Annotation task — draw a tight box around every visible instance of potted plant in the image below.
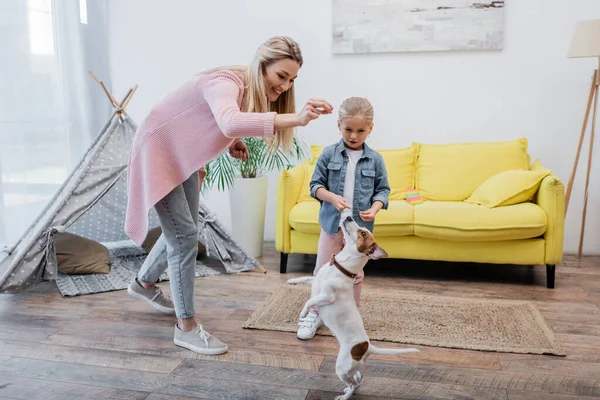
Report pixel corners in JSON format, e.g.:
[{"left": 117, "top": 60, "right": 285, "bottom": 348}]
[{"left": 203, "top": 136, "right": 308, "bottom": 257}]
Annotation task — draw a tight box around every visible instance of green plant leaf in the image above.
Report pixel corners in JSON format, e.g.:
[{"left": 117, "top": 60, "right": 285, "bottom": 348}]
[
  {"left": 203, "top": 151, "right": 238, "bottom": 192},
  {"left": 204, "top": 134, "right": 308, "bottom": 192}
]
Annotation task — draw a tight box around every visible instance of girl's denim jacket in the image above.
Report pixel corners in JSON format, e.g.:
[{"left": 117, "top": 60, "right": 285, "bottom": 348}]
[{"left": 309, "top": 140, "right": 390, "bottom": 235}]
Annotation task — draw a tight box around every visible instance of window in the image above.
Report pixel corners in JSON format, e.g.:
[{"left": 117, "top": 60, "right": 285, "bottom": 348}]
[
  {"left": 79, "top": 0, "right": 88, "bottom": 24},
  {"left": 27, "top": 0, "right": 54, "bottom": 55},
  {"left": 0, "top": 0, "right": 106, "bottom": 247}
]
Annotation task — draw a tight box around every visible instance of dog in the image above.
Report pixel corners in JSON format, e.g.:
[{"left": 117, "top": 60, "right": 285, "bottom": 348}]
[{"left": 287, "top": 216, "right": 419, "bottom": 400}]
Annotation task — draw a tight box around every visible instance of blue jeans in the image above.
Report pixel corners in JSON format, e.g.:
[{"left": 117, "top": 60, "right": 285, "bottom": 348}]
[{"left": 138, "top": 172, "right": 199, "bottom": 319}]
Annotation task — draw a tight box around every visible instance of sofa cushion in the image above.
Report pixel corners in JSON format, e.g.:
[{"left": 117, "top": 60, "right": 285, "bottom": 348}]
[
  {"left": 464, "top": 169, "right": 551, "bottom": 208},
  {"left": 413, "top": 201, "right": 546, "bottom": 241},
  {"left": 369, "top": 200, "right": 414, "bottom": 236},
  {"left": 289, "top": 200, "right": 413, "bottom": 236},
  {"left": 310, "top": 145, "right": 323, "bottom": 165},
  {"left": 415, "top": 138, "right": 530, "bottom": 201},
  {"left": 298, "top": 164, "right": 316, "bottom": 203},
  {"left": 306, "top": 144, "right": 418, "bottom": 201},
  {"left": 379, "top": 146, "right": 418, "bottom": 200},
  {"left": 530, "top": 158, "right": 552, "bottom": 173},
  {"left": 289, "top": 201, "right": 321, "bottom": 233}
]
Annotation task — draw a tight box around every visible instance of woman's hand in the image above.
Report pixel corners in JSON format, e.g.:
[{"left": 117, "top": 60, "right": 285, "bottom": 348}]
[
  {"left": 229, "top": 141, "right": 249, "bottom": 161},
  {"left": 297, "top": 99, "right": 334, "bottom": 126},
  {"left": 274, "top": 99, "right": 333, "bottom": 130}
]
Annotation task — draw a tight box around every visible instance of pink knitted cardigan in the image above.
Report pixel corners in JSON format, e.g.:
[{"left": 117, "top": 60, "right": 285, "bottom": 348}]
[{"left": 124, "top": 70, "right": 276, "bottom": 245}]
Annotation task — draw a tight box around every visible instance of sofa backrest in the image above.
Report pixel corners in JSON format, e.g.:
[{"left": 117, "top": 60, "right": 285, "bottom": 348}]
[
  {"left": 302, "top": 138, "right": 531, "bottom": 203},
  {"left": 415, "top": 138, "right": 530, "bottom": 201},
  {"left": 303, "top": 144, "right": 417, "bottom": 201}
]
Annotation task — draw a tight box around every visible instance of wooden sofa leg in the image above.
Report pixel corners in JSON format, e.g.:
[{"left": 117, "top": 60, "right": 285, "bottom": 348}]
[
  {"left": 546, "top": 264, "right": 555, "bottom": 289},
  {"left": 280, "top": 253, "right": 289, "bottom": 274}
]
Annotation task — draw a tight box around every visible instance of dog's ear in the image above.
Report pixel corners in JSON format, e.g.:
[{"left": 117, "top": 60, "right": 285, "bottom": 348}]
[{"left": 368, "top": 244, "right": 388, "bottom": 260}]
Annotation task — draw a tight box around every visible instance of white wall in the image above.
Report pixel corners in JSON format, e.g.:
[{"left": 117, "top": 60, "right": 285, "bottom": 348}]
[{"left": 109, "top": 0, "right": 600, "bottom": 255}]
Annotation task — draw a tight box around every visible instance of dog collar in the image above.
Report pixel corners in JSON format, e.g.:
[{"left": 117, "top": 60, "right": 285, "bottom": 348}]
[{"left": 330, "top": 255, "right": 357, "bottom": 279}]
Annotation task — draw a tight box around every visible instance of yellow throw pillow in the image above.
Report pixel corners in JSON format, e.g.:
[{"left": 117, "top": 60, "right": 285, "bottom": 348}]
[
  {"left": 465, "top": 169, "right": 551, "bottom": 208},
  {"left": 530, "top": 158, "right": 551, "bottom": 173}
]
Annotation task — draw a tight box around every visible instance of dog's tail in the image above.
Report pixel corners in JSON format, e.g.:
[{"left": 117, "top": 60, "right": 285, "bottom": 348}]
[
  {"left": 286, "top": 277, "right": 315, "bottom": 285},
  {"left": 367, "top": 344, "right": 419, "bottom": 356}
]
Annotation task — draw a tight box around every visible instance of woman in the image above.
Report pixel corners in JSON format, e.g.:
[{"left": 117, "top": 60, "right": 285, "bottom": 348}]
[{"left": 124, "top": 36, "right": 333, "bottom": 355}]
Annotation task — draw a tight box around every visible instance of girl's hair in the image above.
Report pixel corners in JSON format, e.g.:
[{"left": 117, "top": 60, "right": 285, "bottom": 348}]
[
  {"left": 201, "top": 36, "right": 303, "bottom": 152},
  {"left": 338, "top": 97, "right": 374, "bottom": 126}
]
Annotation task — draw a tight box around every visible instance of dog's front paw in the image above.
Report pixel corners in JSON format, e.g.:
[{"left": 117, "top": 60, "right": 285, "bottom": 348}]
[{"left": 299, "top": 308, "right": 309, "bottom": 319}]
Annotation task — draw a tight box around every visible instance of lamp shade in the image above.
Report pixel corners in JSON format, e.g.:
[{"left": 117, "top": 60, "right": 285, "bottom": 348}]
[{"left": 568, "top": 19, "right": 600, "bottom": 58}]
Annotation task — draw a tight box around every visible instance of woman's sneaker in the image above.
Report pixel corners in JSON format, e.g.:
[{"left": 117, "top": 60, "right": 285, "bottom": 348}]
[
  {"left": 297, "top": 311, "right": 323, "bottom": 340},
  {"left": 127, "top": 278, "right": 175, "bottom": 314},
  {"left": 174, "top": 324, "right": 228, "bottom": 355}
]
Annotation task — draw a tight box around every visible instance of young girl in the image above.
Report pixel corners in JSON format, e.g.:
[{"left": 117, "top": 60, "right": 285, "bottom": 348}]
[
  {"left": 297, "top": 97, "right": 390, "bottom": 340},
  {"left": 124, "top": 36, "right": 333, "bottom": 355}
]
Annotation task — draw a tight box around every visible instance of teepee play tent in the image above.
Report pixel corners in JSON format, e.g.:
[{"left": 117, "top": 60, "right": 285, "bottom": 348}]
[{"left": 0, "top": 76, "right": 261, "bottom": 295}]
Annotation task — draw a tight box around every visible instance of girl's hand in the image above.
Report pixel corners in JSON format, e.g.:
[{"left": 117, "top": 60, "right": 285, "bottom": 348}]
[
  {"left": 359, "top": 208, "right": 377, "bottom": 222},
  {"left": 331, "top": 194, "right": 351, "bottom": 212},
  {"left": 229, "top": 141, "right": 249, "bottom": 161},
  {"left": 360, "top": 202, "right": 383, "bottom": 222},
  {"left": 297, "top": 99, "right": 334, "bottom": 126}
]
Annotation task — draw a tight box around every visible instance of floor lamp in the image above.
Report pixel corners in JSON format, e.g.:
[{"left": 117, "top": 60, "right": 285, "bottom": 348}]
[{"left": 565, "top": 19, "right": 600, "bottom": 258}]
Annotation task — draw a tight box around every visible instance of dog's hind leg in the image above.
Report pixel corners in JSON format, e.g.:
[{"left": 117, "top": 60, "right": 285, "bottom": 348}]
[
  {"left": 335, "top": 355, "right": 358, "bottom": 400},
  {"left": 334, "top": 374, "right": 357, "bottom": 400},
  {"left": 353, "top": 369, "right": 362, "bottom": 387},
  {"left": 335, "top": 386, "right": 356, "bottom": 400}
]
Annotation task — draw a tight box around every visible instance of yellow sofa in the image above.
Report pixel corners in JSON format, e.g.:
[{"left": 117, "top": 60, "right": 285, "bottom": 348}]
[{"left": 275, "top": 138, "right": 565, "bottom": 289}]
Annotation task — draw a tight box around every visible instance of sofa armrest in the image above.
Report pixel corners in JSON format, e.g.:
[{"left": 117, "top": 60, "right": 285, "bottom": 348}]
[
  {"left": 534, "top": 174, "right": 565, "bottom": 265},
  {"left": 276, "top": 165, "right": 306, "bottom": 253}
]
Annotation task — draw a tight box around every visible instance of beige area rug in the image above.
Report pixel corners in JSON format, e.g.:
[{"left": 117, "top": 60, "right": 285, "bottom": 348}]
[{"left": 243, "top": 284, "right": 565, "bottom": 356}]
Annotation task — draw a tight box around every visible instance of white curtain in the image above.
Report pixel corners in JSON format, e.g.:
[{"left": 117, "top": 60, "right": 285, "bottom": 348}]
[{"left": 0, "top": 0, "right": 112, "bottom": 248}]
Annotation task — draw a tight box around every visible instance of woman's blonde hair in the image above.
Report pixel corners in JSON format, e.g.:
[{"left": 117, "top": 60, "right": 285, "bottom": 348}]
[
  {"left": 338, "top": 97, "right": 374, "bottom": 126},
  {"left": 201, "top": 36, "right": 303, "bottom": 152}
]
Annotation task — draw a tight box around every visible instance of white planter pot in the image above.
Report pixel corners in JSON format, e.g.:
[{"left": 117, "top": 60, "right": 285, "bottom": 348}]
[{"left": 228, "top": 176, "right": 268, "bottom": 258}]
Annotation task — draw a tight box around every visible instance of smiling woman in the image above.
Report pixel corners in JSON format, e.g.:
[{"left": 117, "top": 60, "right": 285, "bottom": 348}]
[
  {"left": 124, "top": 35, "right": 333, "bottom": 357},
  {"left": 264, "top": 59, "right": 299, "bottom": 102},
  {"left": 198, "top": 37, "right": 325, "bottom": 153}
]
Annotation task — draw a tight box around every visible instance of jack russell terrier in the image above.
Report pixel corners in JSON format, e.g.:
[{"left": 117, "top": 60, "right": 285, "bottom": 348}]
[{"left": 288, "top": 216, "right": 419, "bottom": 400}]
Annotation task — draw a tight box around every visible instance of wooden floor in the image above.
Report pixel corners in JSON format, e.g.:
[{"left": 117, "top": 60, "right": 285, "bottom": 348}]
[{"left": 1, "top": 244, "right": 600, "bottom": 400}]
